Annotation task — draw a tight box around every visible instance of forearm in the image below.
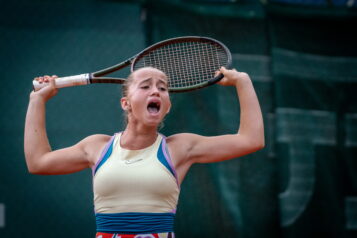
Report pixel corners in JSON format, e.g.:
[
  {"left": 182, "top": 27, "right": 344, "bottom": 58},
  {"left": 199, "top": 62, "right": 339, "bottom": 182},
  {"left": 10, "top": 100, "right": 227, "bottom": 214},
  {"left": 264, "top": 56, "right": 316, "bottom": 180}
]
[
  {"left": 24, "top": 96, "right": 52, "bottom": 171},
  {"left": 235, "top": 76, "right": 264, "bottom": 147}
]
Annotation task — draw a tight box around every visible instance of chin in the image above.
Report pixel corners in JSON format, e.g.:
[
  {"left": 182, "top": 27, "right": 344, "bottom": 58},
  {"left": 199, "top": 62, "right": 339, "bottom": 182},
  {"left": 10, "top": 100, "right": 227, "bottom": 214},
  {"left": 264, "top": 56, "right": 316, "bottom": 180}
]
[
  {"left": 143, "top": 118, "right": 161, "bottom": 126},
  {"left": 147, "top": 118, "right": 165, "bottom": 129}
]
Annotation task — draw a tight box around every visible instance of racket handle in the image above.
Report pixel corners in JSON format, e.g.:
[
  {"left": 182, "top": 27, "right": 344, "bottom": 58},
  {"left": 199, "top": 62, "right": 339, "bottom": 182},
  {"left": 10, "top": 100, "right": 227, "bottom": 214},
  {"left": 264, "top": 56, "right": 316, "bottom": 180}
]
[{"left": 32, "top": 73, "right": 90, "bottom": 91}]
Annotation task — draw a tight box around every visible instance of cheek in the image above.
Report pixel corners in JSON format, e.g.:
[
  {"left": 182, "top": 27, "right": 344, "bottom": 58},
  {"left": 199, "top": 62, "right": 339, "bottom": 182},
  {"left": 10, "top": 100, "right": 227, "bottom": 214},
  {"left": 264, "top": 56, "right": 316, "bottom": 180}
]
[
  {"left": 129, "top": 96, "right": 146, "bottom": 113},
  {"left": 163, "top": 96, "right": 171, "bottom": 113}
]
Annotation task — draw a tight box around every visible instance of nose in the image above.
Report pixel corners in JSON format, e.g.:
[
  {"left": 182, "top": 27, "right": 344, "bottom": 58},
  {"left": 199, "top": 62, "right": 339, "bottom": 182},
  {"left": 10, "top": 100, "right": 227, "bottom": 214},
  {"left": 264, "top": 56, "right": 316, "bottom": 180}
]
[{"left": 150, "top": 86, "right": 160, "bottom": 96}]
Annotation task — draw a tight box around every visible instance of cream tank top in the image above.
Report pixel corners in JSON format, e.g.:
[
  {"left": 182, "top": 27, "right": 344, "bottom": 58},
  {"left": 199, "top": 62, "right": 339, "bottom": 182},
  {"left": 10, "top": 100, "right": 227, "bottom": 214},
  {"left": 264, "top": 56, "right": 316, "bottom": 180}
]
[{"left": 92, "top": 133, "right": 180, "bottom": 214}]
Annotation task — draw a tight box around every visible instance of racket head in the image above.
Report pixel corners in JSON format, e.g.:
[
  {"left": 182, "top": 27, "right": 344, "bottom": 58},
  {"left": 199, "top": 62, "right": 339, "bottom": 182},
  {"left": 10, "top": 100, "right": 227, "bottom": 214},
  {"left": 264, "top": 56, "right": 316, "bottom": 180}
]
[{"left": 131, "top": 36, "right": 232, "bottom": 92}]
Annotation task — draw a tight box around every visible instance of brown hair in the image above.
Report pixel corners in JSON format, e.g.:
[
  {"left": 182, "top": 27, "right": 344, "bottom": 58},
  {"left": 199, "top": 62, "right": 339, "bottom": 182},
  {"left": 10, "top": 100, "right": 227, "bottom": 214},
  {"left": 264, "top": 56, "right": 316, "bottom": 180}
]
[
  {"left": 122, "top": 71, "right": 135, "bottom": 98},
  {"left": 121, "top": 71, "right": 135, "bottom": 126}
]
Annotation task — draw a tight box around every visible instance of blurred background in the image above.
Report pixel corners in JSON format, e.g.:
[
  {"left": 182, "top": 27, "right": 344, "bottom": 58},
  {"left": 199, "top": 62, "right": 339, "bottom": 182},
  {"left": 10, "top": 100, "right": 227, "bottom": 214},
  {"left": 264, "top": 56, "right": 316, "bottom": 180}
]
[{"left": 0, "top": 0, "right": 356, "bottom": 237}]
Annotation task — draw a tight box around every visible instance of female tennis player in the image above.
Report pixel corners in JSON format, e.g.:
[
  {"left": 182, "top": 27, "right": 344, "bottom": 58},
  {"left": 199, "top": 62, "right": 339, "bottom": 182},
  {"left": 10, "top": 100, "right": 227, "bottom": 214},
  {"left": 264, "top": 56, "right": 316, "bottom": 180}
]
[{"left": 24, "top": 66, "right": 264, "bottom": 238}]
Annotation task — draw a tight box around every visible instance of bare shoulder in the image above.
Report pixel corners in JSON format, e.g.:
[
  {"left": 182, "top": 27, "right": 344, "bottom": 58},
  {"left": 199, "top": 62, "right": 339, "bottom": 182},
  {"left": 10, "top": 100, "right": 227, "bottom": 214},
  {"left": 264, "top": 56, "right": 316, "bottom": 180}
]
[
  {"left": 80, "top": 134, "right": 112, "bottom": 144},
  {"left": 166, "top": 133, "right": 200, "bottom": 164},
  {"left": 166, "top": 132, "right": 204, "bottom": 146},
  {"left": 166, "top": 133, "right": 197, "bottom": 147},
  {"left": 78, "top": 134, "right": 113, "bottom": 166},
  {"left": 165, "top": 133, "right": 203, "bottom": 184}
]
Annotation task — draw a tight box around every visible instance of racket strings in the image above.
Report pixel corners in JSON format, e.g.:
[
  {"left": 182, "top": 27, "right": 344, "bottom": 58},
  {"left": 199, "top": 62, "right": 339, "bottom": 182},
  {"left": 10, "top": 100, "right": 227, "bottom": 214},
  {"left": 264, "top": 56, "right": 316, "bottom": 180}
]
[{"left": 134, "top": 41, "right": 228, "bottom": 89}]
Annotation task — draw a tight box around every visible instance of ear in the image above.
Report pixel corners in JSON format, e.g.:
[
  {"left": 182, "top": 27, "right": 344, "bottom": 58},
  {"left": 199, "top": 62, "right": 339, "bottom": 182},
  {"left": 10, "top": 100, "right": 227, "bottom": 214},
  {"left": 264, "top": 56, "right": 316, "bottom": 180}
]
[{"left": 120, "top": 97, "right": 131, "bottom": 111}]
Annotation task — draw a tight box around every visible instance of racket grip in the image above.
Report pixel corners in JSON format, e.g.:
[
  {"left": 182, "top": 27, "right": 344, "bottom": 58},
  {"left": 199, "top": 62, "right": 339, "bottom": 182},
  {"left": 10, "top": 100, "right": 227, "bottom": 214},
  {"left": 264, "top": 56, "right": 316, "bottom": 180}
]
[{"left": 32, "top": 73, "right": 90, "bottom": 91}]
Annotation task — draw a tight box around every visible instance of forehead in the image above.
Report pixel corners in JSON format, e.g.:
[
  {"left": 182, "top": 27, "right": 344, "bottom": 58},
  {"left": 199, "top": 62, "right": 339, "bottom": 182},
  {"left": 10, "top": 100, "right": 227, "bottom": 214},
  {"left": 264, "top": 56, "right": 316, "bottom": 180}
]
[{"left": 132, "top": 68, "right": 168, "bottom": 83}]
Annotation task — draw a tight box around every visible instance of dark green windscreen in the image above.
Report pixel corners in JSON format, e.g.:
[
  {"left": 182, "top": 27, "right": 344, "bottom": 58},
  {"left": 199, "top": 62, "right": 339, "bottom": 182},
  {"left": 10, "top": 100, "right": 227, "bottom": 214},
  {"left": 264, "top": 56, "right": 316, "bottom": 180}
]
[{"left": 0, "top": 0, "right": 356, "bottom": 237}]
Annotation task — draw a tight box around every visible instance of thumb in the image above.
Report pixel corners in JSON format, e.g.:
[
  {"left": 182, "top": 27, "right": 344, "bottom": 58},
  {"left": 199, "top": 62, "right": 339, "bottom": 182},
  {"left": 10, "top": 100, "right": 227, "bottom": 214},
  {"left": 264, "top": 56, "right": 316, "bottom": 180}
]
[
  {"left": 220, "top": 66, "right": 228, "bottom": 74},
  {"left": 48, "top": 77, "right": 57, "bottom": 88},
  {"left": 215, "top": 66, "right": 227, "bottom": 77}
]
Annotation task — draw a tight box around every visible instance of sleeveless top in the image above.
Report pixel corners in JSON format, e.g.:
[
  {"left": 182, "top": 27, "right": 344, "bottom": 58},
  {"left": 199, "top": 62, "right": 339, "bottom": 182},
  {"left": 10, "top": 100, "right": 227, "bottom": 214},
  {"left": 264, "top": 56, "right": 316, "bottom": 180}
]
[{"left": 92, "top": 133, "right": 180, "bottom": 234}]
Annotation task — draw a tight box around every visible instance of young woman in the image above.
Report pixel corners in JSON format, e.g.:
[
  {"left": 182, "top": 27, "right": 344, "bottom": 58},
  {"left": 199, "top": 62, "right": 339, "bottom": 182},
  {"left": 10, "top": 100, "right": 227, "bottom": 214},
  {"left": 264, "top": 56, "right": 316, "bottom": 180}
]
[{"left": 24, "top": 66, "right": 264, "bottom": 238}]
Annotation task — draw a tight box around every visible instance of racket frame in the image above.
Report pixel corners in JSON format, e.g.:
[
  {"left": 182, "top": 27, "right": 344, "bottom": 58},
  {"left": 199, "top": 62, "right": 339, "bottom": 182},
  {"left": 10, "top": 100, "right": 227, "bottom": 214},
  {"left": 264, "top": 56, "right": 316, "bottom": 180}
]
[
  {"left": 131, "top": 36, "right": 232, "bottom": 92},
  {"left": 33, "top": 36, "right": 232, "bottom": 92}
]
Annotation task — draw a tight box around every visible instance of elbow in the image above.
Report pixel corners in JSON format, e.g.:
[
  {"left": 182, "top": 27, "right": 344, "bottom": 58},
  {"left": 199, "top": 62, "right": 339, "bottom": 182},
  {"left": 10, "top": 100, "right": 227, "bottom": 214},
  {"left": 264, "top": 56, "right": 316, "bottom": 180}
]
[
  {"left": 27, "top": 166, "right": 48, "bottom": 175},
  {"left": 250, "top": 136, "right": 265, "bottom": 153},
  {"left": 256, "top": 140, "right": 265, "bottom": 151},
  {"left": 257, "top": 135, "right": 265, "bottom": 150},
  {"left": 255, "top": 129, "right": 265, "bottom": 151},
  {"left": 27, "top": 163, "right": 49, "bottom": 175},
  {"left": 26, "top": 163, "right": 42, "bottom": 175},
  {"left": 250, "top": 142, "right": 264, "bottom": 154},
  {"left": 25, "top": 157, "right": 44, "bottom": 175},
  {"left": 257, "top": 135, "right": 265, "bottom": 151}
]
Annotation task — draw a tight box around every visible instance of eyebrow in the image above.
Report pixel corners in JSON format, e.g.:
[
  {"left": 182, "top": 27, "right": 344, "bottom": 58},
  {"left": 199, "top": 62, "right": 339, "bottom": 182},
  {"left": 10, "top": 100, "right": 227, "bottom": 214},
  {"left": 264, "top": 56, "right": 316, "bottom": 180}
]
[{"left": 139, "top": 77, "right": 168, "bottom": 86}]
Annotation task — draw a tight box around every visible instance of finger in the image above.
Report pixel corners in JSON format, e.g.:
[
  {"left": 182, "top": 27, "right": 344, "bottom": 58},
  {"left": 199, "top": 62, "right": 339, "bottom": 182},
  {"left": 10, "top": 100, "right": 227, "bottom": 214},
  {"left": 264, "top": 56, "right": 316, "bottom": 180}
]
[
  {"left": 48, "top": 77, "right": 57, "bottom": 88},
  {"left": 44, "top": 75, "right": 52, "bottom": 82},
  {"left": 220, "top": 66, "right": 229, "bottom": 74}
]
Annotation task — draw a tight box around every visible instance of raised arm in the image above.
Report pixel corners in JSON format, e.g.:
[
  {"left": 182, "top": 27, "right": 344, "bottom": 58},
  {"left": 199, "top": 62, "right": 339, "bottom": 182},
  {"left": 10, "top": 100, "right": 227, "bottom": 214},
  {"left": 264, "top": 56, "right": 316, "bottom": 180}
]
[
  {"left": 168, "top": 67, "right": 264, "bottom": 175},
  {"left": 24, "top": 76, "right": 108, "bottom": 175}
]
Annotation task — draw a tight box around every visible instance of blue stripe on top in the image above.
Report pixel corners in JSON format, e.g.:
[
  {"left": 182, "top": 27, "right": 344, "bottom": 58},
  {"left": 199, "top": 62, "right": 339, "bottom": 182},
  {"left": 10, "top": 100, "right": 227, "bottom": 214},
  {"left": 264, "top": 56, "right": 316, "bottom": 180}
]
[
  {"left": 157, "top": 140, "right": 176, "bottom": 179},
  {"left": 96, "top": 212, "right": 175, "bottom": 234},
  {"left": 93, "top": 136, "right": 115, "bottom": 175}
]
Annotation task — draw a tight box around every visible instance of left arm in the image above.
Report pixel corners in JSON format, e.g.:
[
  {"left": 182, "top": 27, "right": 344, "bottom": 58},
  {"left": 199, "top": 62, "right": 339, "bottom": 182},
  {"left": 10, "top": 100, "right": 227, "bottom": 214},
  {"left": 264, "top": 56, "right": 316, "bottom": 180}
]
[{"left": 168, "top": 67, "right": 264, "bottom": 167}]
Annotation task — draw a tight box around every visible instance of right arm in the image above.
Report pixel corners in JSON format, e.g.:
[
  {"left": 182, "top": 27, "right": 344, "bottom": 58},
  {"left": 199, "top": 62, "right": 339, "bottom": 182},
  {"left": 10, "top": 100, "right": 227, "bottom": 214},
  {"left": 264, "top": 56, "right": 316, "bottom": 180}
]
[{"left": 24, "top": 76, "right": 109, "bottom": 175}]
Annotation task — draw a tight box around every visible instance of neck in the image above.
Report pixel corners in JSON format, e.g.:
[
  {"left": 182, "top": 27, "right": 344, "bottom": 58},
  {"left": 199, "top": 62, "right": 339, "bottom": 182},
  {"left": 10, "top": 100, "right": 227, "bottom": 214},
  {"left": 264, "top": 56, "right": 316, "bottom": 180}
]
[{"left": 121, "top": 123, "right": 158, "bottom": 150}]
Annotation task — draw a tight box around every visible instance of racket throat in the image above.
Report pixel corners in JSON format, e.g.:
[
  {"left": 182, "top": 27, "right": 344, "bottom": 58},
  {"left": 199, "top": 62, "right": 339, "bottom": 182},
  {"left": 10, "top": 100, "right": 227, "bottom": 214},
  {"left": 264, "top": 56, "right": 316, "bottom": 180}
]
[{"left": 88, "top": 73, "right": 94, "bottom": 84}]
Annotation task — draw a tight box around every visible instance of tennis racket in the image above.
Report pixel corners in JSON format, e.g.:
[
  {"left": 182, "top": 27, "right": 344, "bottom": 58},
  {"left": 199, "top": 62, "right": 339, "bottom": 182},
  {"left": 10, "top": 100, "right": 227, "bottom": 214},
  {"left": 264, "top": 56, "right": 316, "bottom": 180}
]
[{"left": 33, "top": 36, "right": 232, "bottom": 93}]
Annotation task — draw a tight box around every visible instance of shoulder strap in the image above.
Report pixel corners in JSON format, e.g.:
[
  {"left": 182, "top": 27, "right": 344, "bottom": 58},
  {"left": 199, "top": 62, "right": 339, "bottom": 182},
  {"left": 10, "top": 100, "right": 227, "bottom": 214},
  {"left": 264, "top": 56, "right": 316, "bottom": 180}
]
[
  {"left": 157, "top": 134, "right": 180, "bottom": 187},
  {"left": 92, "top": 133, "right": 117, "bottom": 176}
]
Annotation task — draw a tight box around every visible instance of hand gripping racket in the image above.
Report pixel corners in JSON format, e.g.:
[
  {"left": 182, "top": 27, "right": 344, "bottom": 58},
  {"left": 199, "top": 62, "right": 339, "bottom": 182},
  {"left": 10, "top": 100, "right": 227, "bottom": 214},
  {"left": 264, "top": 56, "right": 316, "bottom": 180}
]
[{"left": 33, "top": 36, "right": 232, "bottom": 93}]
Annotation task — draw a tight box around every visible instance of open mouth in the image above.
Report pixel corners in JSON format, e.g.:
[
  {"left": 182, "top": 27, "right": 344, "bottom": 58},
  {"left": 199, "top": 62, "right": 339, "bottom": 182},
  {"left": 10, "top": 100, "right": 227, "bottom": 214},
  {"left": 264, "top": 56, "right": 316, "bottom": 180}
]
[{"left": 147, "top": 101, "right": 161, "bottom": 114}]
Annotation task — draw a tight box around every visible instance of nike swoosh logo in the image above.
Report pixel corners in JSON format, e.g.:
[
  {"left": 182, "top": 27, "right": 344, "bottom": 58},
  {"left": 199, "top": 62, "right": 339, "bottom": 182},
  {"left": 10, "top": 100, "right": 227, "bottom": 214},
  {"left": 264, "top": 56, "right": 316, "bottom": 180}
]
[{"left": 124, "top": 158, "right": 143, "bottom": 164}]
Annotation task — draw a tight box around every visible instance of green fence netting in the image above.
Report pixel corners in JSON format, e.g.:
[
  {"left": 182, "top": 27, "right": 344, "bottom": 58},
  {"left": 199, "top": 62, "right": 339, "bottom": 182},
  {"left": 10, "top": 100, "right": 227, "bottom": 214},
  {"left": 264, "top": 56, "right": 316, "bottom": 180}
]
[{"left": 0, "top": 0, "right": 356, "bottom": 237}]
